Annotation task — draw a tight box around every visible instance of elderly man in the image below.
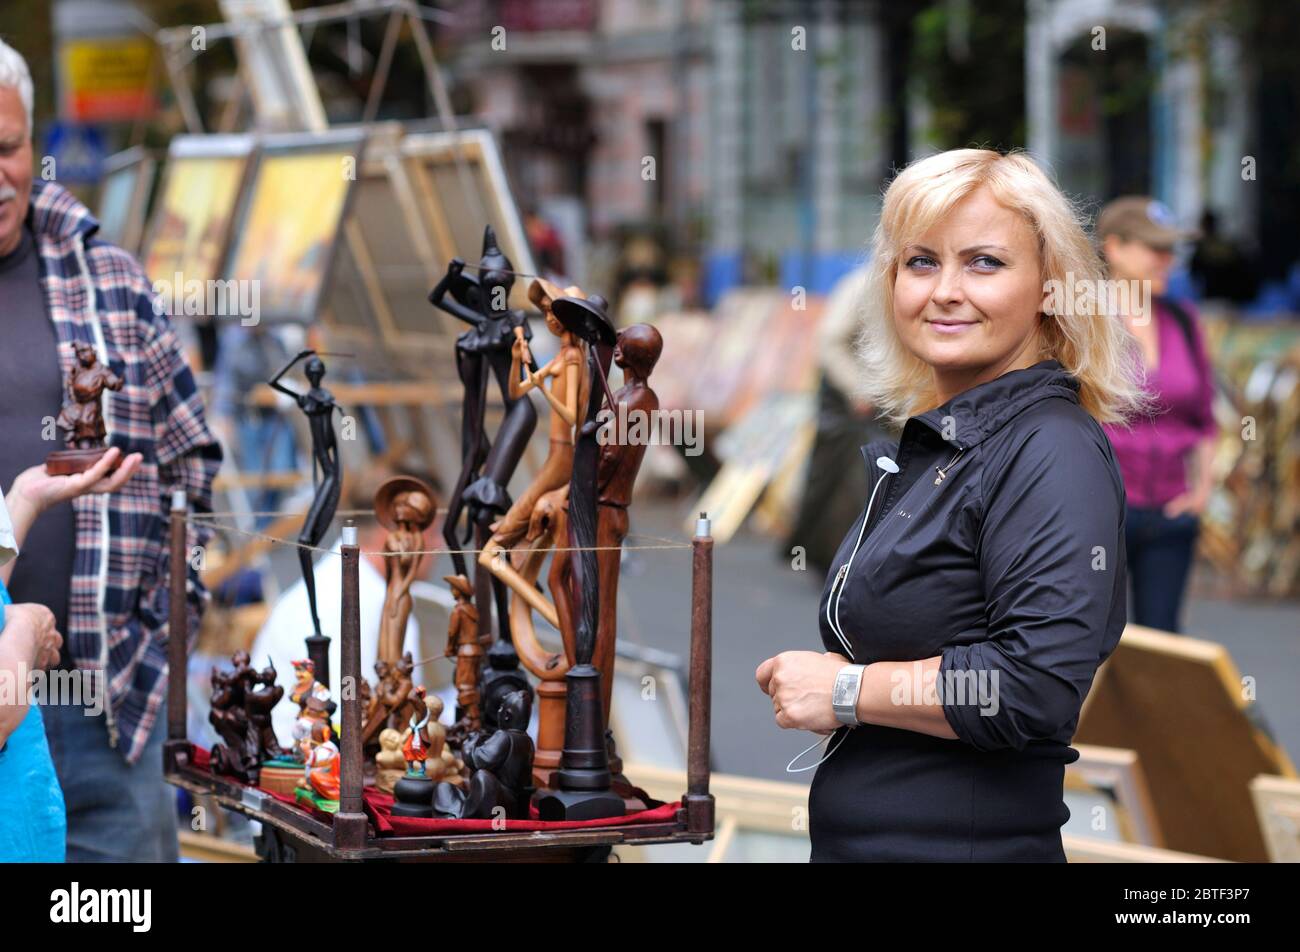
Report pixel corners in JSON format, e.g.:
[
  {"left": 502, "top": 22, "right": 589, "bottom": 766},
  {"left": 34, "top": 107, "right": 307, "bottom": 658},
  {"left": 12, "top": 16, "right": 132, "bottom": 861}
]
[{"left": 0, "top": 38, "right": 221, "bottom": 860}]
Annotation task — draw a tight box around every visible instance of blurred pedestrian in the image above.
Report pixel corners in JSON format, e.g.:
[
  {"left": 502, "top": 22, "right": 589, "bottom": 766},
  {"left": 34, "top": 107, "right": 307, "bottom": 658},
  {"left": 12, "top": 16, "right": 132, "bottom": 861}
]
[
  {"left": 1099, "top": 196, "right": 1219, "bottom": 633},
  {"left": 0, "top": 38, "right": 221, "bottom": 861},
  {"left": 784, "top": 266, "right": 889, "bottom": 576}
]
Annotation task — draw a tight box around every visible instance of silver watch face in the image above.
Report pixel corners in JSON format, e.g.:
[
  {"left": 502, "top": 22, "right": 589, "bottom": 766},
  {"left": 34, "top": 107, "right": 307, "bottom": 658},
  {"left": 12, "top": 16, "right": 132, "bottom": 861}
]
[{"left": 832, "top": 671, "right": 857, "bottom": 707}]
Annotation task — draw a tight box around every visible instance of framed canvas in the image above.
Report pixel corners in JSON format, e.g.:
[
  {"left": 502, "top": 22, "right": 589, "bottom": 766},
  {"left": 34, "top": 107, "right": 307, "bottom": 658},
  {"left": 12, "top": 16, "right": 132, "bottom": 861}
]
[
  {"left": 143, "top": 134, "right": 254, "bottom": 287},
  {"left": 224, "top": 129, "right": 367, "bottom": 323},
  {"left": 402, "top": 128, "right": 536, "bottom": 313},
  {"left": 96, "top": 146, "right": 156, "bottom": 255},
  {"left": 1076, "top": 624, "right": 1298, "bottom": 862},
  {"left": 1064, "top": 744, "right": 1163, "bottom": 847},
  {"left": 1249, "top": 774, "right": 1300, "bottom": 863},
  {"left": 322, "top": 136, "right": 454, "bottom": 357}
]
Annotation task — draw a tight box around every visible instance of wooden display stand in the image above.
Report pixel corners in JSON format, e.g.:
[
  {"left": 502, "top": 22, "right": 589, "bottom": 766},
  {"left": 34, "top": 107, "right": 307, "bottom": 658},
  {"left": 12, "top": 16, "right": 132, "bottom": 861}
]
[{"left": 162, "top": 491, "right": 715, "bottom": 862}]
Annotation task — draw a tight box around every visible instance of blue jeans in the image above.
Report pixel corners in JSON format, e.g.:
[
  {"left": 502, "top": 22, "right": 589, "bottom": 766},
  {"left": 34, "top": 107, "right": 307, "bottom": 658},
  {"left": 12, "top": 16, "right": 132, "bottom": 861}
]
[
  {"left": 1124, "top": 505, "right": 1200, "bottom": 634},
  {"left": 41, "top": 698, "right": 179, "bottom": 862}
]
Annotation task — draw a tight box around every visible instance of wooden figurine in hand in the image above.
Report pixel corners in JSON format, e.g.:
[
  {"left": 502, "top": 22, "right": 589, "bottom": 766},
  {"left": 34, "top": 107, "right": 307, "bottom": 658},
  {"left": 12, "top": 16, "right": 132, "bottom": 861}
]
[{"left": 46, "top": 341, "right": 124, "bottom": 475}]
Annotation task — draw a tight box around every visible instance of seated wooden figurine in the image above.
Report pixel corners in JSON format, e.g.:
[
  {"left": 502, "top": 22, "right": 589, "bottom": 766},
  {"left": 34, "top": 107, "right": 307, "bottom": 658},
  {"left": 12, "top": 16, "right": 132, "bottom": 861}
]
[
  {"left": 374, "top": 728, "right": 406, "bottom": 795},
  {"left": 432, "top": 689, "right": 535, "bottom": 821}
]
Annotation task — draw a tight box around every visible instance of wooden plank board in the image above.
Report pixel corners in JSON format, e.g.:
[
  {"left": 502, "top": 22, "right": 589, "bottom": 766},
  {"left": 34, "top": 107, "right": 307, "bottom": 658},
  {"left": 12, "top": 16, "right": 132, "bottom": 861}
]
[{"left": 1075, "top": 624, "right": 1297, "bottom": 862}]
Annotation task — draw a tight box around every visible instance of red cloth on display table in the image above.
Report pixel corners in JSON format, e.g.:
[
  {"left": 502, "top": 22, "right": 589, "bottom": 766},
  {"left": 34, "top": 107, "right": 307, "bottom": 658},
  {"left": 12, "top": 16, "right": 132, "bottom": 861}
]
[{"left": 189, "top": 746, "right": 681, "bottom": 836}]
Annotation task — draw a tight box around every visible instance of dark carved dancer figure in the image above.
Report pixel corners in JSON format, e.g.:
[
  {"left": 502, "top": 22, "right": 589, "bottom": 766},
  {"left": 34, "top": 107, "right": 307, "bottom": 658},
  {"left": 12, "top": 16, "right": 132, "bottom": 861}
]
[
  {"left": 427, "top": 227, "right": 538, "bottom": 687},
  {"left": 268, "top": 350, "right": 343, "bottom": 684}
]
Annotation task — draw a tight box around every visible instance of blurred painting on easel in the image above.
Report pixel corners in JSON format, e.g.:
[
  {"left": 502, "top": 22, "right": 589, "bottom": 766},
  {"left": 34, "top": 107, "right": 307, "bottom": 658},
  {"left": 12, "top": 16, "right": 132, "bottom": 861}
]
[
  {"left": 224, "top": 130, "right": 367, "bottom": 323},
  {"left": 97, "top": 146, "right": 156, "bottom": 256},
  {"left": 143, "top": 134, "right": 253, "bottom": 285}
]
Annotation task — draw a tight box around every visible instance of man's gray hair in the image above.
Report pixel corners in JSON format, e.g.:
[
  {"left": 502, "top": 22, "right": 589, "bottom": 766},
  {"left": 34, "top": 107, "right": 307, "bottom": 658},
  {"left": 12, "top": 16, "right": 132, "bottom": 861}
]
[{"left": 0, "top": 37, "right": 33, "bottom": 134}]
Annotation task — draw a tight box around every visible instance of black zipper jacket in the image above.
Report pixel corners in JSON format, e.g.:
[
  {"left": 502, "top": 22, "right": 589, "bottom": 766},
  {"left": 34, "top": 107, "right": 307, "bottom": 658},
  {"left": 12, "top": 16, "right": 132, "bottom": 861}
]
[{"left": 809, "top": 359, "right": 1127, "bottom": 862}]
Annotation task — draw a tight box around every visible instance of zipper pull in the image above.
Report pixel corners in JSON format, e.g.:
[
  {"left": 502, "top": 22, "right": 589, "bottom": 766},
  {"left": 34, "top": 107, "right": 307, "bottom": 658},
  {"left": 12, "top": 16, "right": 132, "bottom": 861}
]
[{"left": 934, "top": 448, "right": 965, "bottom": 485}]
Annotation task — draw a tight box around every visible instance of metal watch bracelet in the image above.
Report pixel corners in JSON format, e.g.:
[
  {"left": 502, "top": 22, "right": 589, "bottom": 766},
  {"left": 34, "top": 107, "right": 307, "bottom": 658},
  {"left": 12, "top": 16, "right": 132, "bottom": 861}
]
[{"left": 832, "top": 663, "right": 866, "bottom": 727}]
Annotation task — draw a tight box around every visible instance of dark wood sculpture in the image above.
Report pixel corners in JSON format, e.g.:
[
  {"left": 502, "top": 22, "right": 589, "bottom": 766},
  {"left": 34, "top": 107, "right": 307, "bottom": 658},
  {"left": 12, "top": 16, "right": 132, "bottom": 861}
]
[
  {"left": 374, "top": 477, "right": 437, "bottom": 666},
  {"left": 269, "top": 351, "right": 343, "bottom": 684},
  {"left": 432, "top": 689, "right": 536, "bottom": 820},
  {"left": 46, "top": 341, "right": 124, "bottom": 475},
  {"left": 208, "top": 650, "right": 287, "bottom": 784},
  {"left": 428, "top": 226, "right": 536, "bottom": 713}
]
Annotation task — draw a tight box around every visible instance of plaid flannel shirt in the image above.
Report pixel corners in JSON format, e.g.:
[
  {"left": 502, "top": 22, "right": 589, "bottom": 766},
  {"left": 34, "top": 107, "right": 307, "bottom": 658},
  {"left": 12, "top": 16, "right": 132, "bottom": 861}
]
[{"left": 29, "top": 181, "right": 222, "bottom": 764}]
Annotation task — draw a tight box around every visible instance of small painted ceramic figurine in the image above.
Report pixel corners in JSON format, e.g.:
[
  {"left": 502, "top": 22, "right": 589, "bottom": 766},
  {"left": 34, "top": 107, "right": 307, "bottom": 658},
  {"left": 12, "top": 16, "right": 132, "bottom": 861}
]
[
  {"left": 296, "top": 722, "right": 341, "bottom": 813},
  {"left": 401, "top": 685, "right": 432, "bottom": 778},
  {"left": 374, "top": 476, "right": 437, "bottom": 666},
  {"left": 47, "top": 341, "right": 124, "bottom": 474},
  {"left": 268, "top": 350, "right": 343, "bottom": 680},
  {"left": 391, "top": 685, "right": 437, "bottom": 818},
  {"left": 289, "top": 659, "right": 334, "bottom": 755},
  {"left": 443, "top": 574, "right": 483, "bottom": 738}
]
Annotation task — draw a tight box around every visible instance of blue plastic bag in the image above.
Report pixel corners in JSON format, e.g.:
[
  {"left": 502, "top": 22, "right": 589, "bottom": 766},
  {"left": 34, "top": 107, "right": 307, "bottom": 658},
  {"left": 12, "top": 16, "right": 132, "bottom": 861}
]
[{"left": 0, "top": 579, "right": 67, "bottom": 862}]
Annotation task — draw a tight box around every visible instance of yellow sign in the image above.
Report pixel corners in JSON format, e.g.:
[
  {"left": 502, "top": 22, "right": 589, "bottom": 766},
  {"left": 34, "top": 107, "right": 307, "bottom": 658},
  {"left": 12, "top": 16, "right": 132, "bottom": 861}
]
[{"left": 60, "top": 37, "right": 156, "bottom": 121}]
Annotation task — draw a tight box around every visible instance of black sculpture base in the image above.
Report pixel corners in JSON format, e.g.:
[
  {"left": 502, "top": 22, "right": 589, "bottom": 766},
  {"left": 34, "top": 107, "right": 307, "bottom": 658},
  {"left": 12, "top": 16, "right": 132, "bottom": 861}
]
[
  {"left": 533, "top": 665, "right": 627, "bottom": 821},
  {"left": 533, "top": 786, "right": 626, "bottom": 822},
  {"left": 391, "top": 774, "right": 434, "bottom": 818}
]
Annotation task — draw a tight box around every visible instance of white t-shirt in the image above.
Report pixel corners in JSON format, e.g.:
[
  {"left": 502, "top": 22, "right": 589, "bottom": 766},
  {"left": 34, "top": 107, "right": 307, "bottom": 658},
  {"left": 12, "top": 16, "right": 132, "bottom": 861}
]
[
  {"left": 0, "top": 486, "right": 16, "bottom": 568},
  {"left": 250, "top": 537, "right": 419, "bottom": 744}
]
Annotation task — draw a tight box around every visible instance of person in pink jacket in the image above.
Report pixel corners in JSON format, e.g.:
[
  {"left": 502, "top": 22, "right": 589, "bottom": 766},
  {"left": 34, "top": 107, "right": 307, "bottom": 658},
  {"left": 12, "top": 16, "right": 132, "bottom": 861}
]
[{"left": 1099, "top": 197, "right": 1218, "bottom": 634}]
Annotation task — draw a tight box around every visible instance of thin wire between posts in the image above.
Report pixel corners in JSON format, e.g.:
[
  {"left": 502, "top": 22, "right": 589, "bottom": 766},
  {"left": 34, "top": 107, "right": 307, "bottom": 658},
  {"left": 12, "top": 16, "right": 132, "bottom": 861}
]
[{"left": 183, "top": 511, "right": 692, "bottom": 558}]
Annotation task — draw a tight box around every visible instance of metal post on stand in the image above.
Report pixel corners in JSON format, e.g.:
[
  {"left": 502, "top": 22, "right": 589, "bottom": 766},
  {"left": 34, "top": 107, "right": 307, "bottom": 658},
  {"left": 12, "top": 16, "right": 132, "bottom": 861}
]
[
  {"left": 683, "top": 511, "right": 715, "bottom": 837},
  {"left": 164, "top": 489, "right": 192, "bottom": 773},
  {"left": 334, "top": 523, "right": 367, "bottom": 851}
]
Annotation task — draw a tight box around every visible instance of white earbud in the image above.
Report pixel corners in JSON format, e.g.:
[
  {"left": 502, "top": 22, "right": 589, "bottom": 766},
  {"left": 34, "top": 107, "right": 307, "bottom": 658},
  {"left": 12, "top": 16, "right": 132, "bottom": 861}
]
[{"left": 876, "top": 456, "right": 899, "bottom": 474}]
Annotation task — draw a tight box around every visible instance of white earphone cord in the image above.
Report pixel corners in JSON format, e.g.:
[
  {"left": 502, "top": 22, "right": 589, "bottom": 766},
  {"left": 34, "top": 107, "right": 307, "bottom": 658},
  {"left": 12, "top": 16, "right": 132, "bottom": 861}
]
[{"left": 792, "top": 456, "right": 897, "bottom": 774}]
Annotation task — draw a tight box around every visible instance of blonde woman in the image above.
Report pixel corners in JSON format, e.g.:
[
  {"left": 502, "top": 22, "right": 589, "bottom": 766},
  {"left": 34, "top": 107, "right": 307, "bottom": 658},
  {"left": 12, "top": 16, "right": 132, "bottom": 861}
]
[{"left": 756, "top": 149, "right": 1145, "bottom": 862}]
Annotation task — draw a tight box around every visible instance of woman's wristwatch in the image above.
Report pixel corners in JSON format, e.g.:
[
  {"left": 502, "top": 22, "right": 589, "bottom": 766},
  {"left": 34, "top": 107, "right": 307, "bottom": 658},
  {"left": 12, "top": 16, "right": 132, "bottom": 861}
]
[{"left": 832, "top": 664, "right": 866, "bottom": 727}]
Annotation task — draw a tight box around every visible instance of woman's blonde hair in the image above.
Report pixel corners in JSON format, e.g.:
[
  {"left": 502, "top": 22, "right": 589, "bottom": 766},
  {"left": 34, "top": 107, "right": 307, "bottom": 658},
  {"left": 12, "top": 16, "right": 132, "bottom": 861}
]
[{"left": 854, "top": 148, "right": 1146, "bottom": 427}]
